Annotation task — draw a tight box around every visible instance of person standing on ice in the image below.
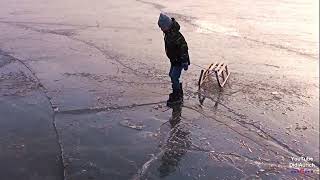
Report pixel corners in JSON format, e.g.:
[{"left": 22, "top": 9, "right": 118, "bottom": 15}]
[{"left": 158, "top": 13, "right": 190, "bottom": 106}]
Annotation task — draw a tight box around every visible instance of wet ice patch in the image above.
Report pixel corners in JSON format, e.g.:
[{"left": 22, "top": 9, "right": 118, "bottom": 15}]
[
  {"left": 0, "top": 62, "right": 39, "bottom": 96},
  {"left": 138, "top": 131, "right": 159, "bottom": 138},
  {"left": 195, "top": 20, "right": 240, "bottom": 37},
  {"left": 119, "top": 120, "right": 145, "bottom": 130},
  {"left": 0, "top": 54, "right": 13, "bottom": 68}
]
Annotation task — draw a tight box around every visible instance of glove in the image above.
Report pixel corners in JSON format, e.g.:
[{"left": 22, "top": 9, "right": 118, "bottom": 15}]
[
  {"left": 180, "top": 53, "right": 190, "bottom": 71},
  {"left": 182, "top": 62, "right": 189, "bottom": 71}
]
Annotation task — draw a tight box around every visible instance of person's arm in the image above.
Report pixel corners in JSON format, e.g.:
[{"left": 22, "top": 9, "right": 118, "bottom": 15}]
[{"left": 176, "top": 34, "right": 190, "bottom": 69}]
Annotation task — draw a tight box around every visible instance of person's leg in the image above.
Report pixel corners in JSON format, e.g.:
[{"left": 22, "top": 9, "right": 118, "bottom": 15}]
[
  {"left": 169, "top": 65, "right": 174, "bottom": 89},
  {"left": 179, "top": 82, "right": 183, "bottom": 98},
  {"left": 169, "top": 65, "right": 183, "bottom": 95}
]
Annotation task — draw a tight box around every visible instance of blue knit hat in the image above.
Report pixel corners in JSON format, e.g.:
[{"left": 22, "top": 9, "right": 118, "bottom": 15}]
[{"left": 158, "top": 13, "right": 172, "bottom": 30}]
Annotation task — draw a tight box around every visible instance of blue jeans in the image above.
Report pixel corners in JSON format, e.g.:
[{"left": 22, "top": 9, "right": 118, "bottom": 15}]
[{"left": 169, "top": 65, "right": 183, "bottom": 92}]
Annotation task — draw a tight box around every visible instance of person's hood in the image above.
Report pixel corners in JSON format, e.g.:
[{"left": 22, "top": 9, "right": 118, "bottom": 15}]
[{"left": 170, "top": 18, "right": 180, "bottom": 32}]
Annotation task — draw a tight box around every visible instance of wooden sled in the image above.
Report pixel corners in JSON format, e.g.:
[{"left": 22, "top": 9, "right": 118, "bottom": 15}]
[{"left": 198, "top": 62, "right": 230, "bottom": 89}]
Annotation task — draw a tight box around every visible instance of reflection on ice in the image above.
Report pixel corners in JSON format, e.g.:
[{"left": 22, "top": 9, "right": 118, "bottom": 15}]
[{"left": 159, "top": 105, "right": 191, "bottom": 178}]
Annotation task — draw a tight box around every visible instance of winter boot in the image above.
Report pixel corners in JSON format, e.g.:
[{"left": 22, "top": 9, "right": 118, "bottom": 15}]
[
  {"left": 167, "top": 90, "right": 183, "bottom": 107},
  {"left": 179, "top": 83, "right": 184, "bottom": 101}
]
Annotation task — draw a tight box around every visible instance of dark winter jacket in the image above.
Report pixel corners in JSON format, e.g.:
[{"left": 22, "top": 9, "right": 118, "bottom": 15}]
[{"left": 164, "top": 18, "right": 190, "bottom": 66}]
